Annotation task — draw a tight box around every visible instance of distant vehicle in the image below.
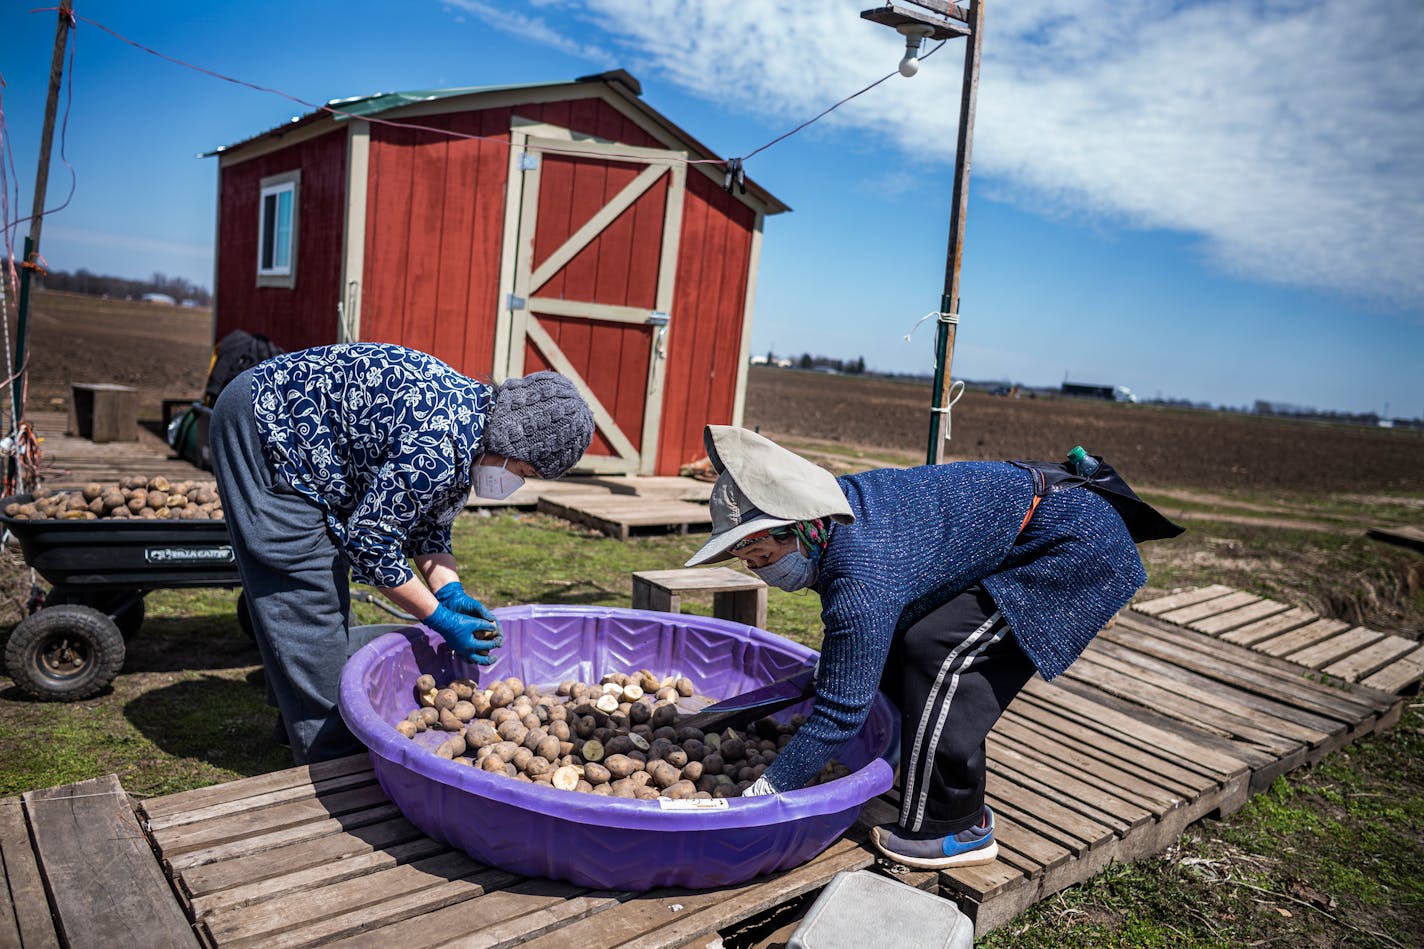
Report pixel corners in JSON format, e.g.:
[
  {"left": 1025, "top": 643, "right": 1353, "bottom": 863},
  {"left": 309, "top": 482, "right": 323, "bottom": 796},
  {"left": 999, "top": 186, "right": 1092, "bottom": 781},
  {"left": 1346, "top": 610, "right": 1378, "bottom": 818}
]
[
  {"left": 141, "top": 292, "right": 176, "bottom": 305},
  {"left": 1062, "top": 382, "right": 1137, "bottom": 403}
]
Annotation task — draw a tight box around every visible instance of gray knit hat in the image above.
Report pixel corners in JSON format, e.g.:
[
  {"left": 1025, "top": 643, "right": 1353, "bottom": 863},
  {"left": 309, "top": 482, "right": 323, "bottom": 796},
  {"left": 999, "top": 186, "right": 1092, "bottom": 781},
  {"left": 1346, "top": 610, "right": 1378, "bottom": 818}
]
[{"left": 482, "top": 371, "right": 595, "bottom": 478}]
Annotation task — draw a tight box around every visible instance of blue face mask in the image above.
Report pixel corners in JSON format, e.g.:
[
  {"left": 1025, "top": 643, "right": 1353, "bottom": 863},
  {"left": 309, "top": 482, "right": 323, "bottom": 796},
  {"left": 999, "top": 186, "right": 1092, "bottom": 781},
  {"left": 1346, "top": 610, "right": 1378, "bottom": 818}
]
[{"left": 751, "top": 545, "right": 818, "bottom": 592}]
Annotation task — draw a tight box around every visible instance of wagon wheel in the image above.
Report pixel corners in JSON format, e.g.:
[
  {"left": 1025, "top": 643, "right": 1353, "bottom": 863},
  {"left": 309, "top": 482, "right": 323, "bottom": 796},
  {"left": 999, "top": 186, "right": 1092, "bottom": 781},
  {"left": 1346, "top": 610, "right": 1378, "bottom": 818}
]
[
  {"left": 45, "top": 587, "right": 146, "bottom": 640},
  {"left": 4, "top": 605, "right": 126, "bottom": 702}
]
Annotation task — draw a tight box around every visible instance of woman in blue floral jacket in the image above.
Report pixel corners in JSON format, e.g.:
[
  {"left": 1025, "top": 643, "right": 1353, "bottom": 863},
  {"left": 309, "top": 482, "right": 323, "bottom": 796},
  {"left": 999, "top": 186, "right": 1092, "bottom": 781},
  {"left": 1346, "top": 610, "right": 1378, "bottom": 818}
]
[{"left": 211, "top": 343, "right": 594, "bottom": 763}]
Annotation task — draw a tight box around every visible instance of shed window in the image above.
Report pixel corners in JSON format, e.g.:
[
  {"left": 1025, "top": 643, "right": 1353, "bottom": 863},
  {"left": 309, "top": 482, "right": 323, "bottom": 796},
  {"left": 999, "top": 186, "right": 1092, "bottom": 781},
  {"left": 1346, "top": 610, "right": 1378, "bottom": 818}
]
[{"left": 257, "top": 170, "right": 300, "bottom": 288}]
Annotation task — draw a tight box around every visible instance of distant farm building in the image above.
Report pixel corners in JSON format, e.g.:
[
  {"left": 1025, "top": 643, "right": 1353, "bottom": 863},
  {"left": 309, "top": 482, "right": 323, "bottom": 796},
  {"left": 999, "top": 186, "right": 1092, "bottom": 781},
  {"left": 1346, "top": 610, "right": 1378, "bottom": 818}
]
[
  {"left": 207, "top": 71, "right": 788, "bottom": 475},
  {"left": 1062, "top": 382, "right": 1137, "bottom": 403}
]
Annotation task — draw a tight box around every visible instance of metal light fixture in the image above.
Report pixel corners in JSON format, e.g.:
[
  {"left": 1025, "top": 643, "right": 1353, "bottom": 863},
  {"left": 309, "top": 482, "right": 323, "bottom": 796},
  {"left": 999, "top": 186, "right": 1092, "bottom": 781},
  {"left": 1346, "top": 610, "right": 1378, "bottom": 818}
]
[
  {"left": 861, "top": 1, "right": 971, "bottom": 78},
  {"left": 896, "top": 23, "right": 935, "bottom": 76}
]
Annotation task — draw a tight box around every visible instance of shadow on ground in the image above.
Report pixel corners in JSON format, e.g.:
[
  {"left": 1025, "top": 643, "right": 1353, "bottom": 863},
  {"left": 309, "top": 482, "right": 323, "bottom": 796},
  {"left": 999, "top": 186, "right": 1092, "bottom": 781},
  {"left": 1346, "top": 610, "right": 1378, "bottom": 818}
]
[
  {"left": 125, "top": 668, "right": 291, "bottom": 777},
  {"left": 120, "top": 616, "right": 261, "bottom": 673}
]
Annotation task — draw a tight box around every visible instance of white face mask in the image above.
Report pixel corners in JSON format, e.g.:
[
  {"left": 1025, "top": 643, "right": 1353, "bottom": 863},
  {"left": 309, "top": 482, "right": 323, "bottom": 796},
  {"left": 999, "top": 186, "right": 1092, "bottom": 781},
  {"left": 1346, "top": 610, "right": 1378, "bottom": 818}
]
[
  {"left": 474, "top": 458, "right": 525, "bottom": 500},
  {"left": 750, "top": 545, "right": 818, "bottom": 592}
]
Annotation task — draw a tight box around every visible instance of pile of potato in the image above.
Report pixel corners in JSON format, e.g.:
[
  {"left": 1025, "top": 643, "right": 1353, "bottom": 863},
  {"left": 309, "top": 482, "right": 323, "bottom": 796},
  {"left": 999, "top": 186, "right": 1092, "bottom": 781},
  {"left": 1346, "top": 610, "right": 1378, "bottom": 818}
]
[
  {"left": 3, "top": 478, "right": 224, "bottom": 521},
  {"left": 396, "top": 669, "right": 850, "bottom": 799}
]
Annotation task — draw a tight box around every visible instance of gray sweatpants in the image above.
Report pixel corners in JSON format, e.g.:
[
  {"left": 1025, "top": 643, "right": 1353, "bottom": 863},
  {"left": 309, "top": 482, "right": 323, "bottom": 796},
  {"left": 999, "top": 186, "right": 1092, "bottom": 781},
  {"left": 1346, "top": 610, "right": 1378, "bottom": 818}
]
[{"left": 210, "top": 368, "right": 379, "bottom": 764}]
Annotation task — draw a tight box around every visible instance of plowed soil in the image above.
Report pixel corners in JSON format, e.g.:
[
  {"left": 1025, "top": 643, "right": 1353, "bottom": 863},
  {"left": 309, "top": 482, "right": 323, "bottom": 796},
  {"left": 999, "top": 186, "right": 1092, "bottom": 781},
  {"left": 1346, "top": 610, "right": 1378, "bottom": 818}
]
[
  {"left": 743, "top": 368, "right": 1424, "bottom": 495},
  {"left": 14, "top": 290, "right": 1423, "bottom": 496}
]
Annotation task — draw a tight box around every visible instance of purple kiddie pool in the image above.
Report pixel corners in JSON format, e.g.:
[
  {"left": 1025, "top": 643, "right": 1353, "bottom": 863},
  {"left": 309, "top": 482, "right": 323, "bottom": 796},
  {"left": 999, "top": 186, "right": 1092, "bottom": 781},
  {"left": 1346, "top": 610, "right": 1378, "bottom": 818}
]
[{"left": 339, "top": 605, "right": 898, "bottom": 891}]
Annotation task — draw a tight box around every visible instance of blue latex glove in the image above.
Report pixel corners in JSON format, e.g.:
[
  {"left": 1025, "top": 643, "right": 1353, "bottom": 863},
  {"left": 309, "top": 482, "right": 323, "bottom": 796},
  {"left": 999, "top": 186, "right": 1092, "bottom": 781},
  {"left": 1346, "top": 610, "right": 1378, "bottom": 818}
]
[
  {"left": 434, "top": 581, "right": 499, "bottom": 627},
  {"left": 423, "top": 604, "right": 503, "bottom": 665}
]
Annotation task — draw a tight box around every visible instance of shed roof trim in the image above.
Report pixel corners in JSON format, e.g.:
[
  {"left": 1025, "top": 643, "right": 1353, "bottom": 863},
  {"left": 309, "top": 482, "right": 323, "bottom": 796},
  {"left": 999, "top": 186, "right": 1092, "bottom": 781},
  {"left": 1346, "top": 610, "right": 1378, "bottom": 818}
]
[{"left": 205, "top": 71, "right": 788, "bottom": 214}]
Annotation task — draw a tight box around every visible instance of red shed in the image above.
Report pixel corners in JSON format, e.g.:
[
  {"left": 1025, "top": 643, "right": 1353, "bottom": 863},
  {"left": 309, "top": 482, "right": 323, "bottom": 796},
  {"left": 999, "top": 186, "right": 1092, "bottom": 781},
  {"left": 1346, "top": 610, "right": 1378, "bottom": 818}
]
[{"left": 208, "top": 71, "right": 788, "bottom": 476}]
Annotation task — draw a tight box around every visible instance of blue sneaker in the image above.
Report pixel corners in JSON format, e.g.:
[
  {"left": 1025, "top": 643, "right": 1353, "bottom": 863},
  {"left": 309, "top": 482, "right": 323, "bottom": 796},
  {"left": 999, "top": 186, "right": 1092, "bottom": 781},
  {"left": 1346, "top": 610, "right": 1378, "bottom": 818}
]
[{"left": 870, "top": 806, "right": 998, "bottom": 869}]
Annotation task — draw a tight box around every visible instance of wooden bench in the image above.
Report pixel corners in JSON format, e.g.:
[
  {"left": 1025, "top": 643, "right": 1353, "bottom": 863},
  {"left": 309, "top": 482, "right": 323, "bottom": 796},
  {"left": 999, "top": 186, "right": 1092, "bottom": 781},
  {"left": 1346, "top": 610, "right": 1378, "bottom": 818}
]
[
  {"left": 67, "top": 382, "right": 138, "bottom": 443},
  {"left": 632, "top": 567, "right": 768, "bottom": 628}
]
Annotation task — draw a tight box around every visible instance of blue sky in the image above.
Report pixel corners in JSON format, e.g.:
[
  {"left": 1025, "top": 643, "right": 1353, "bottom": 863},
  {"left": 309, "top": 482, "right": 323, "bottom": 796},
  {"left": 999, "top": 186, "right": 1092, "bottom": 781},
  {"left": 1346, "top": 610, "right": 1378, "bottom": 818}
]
[{"left": 3, "top": 0, "right": 1421, "bottom": 417}]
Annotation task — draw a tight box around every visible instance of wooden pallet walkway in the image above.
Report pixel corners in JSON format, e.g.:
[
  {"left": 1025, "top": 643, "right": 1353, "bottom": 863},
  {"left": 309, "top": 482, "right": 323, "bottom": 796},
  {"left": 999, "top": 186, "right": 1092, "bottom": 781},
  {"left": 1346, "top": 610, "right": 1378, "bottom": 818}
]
[
  {"left": 1133, "top": 585, "right": 1424, "bottom": 694},
  {"left": 536, "top": 494, "right": 712, "bottom": 540},
  {"left": 2, "top": 611, "right": 1401, "bottom": 945},
  {"left": 27, "top": 409, "right": 209, "bottom": 489}
]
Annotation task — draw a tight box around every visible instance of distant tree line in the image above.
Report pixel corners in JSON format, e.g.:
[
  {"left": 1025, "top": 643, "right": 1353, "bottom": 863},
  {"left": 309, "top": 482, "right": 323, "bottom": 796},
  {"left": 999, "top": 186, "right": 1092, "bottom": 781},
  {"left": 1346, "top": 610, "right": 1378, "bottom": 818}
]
[
  {"left": 794, "top": 353, "right": 866, "bottom": 374},
  {"left": 31, "top": 265, "right": 212, "bottom": 306}
]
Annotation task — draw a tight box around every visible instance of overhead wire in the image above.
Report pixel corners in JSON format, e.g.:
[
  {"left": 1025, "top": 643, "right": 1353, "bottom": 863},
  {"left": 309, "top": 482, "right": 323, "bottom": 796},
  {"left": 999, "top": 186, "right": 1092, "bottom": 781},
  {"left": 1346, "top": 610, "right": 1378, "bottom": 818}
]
[{"left": 30, "top": 7, "right": 945, "bottom": 177}]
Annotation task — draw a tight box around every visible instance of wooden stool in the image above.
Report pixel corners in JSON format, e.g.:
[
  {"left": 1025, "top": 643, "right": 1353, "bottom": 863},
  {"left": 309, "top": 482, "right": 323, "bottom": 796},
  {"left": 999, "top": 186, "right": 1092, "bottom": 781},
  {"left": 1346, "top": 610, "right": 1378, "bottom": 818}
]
[
  {"left": 631, "top": 567, "right": 768, "bottom": 628},
  {"left": 68, "top": 382, "right": 138, "bottom": 443}
]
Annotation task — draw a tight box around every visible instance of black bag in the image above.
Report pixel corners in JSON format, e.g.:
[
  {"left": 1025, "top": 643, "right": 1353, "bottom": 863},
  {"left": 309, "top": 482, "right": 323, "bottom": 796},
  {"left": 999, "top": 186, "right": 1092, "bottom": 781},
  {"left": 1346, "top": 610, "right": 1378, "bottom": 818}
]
[
  {"left": 203, "top": 330, "right": 283, "bottom": 407},
  {"left": 1010, "top": 456, "right": 1185, "bottom": 543}
]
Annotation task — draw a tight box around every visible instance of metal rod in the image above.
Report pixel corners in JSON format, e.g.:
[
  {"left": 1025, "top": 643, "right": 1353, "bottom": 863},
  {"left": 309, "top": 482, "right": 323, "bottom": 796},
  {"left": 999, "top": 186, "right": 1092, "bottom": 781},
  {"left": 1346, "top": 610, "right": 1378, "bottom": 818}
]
[{"left": 925, "top": 0, "right": 984, "bottom": 465}]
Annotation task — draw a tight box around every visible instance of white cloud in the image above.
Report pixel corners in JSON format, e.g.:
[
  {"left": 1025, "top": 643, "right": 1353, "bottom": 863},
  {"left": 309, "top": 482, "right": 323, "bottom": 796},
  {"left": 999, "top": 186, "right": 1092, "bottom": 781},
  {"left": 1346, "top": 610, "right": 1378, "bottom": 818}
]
[
  {"left": 442, "top": 0, "right": 616, "bottom": 67},
  {"left": 506, "top": 0, "right": 1424, "bottom": 309}
]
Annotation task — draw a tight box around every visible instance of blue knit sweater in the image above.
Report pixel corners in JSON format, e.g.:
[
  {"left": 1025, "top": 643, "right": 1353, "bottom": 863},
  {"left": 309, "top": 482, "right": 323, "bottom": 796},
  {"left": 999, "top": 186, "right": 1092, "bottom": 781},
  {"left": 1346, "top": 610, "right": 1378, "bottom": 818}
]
[{"left": 764, "top": 462, "right": 1146, "bottom": 792}]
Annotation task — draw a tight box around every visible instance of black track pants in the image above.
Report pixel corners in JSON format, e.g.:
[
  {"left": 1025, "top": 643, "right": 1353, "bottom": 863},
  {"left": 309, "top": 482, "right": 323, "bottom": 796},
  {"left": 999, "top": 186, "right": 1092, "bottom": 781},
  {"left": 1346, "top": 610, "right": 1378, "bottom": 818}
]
[{"left": 880, "top": 584, "right": 1038, "bottom": 836}]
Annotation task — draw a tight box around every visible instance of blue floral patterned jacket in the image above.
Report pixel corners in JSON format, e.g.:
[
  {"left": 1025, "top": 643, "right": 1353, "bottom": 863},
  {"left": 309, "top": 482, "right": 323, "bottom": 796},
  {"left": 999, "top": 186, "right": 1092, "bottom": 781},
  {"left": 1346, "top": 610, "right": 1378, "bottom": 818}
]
[{"left": 250, "top": 343, "right": 493, "bottom": 587}]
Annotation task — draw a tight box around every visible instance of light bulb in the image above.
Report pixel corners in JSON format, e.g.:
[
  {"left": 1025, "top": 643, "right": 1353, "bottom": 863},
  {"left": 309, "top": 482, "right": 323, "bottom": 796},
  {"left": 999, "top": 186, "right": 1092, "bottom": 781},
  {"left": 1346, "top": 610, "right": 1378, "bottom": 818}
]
[{"left": 896, "top": 23, "right": 933, "bottom": 78}]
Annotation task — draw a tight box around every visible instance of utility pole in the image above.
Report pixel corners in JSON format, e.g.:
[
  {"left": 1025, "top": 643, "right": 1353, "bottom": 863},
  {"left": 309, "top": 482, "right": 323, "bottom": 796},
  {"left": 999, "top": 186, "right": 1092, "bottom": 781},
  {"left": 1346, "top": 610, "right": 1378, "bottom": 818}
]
[
  {"left": 862, "top": 0, "right": 985, "bottom": 465},
  {"left": 9, "top": 0, "right": 74, "bottom": 491}
]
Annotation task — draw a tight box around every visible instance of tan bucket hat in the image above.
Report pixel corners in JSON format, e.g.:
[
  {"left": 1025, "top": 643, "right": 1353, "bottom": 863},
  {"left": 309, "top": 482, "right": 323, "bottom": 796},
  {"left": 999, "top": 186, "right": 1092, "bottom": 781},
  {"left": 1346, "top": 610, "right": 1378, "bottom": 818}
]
[{"left": 685, "top": 426, "right": 854, "bottom": 566}]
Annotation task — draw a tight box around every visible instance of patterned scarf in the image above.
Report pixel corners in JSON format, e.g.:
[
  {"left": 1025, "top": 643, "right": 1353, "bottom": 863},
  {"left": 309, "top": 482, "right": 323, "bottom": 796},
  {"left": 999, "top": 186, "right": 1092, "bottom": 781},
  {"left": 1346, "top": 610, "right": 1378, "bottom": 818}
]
[{"left": 787, "top": 517, "right": 833, "bottom": 563}]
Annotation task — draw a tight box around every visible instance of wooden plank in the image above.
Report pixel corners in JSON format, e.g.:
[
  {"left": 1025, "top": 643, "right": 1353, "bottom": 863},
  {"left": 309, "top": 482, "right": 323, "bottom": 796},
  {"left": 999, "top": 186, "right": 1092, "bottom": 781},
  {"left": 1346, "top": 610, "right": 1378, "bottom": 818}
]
[
  {"left": 1062, "top": 655, "right": 1302, "bottom": 755},
  {"left": 0, "top": 797, "right": 61, "bottom": 949},
  {"left": 145, "top": 767, "right": 379, "bottom": 834},
  {"left": 1111, "top": 616, "right": 1389, "bottom": 723},
  {"left": 537, "top": 495, "right": 711, "bottom": 539},
  {"left": 1286, "top": 626, "right": 1385, "bottom": 670},
  {"left": 984, "top": 778, "right": 1115, "bottom": 855},
  {"left": 1131, "top": 585, "right": 1235, "bottom": 616},
  {"left": 1366, "top": 524, "right": 1424, "bottom": 553},
  {"left": 519, "top": 836, "right": 876, "bottom": 949},
  {"left": 167, "top": 803, "right": 404, "bottom": 872},
  {"left": 1361, "top": 644, "right": 1424, "bottom": 694},
  {"left": 177, "top": 815, "right": 428, "bottom": 901},
  {"left": 1019, "top": 679, "right": 1248, "bottom": 780},
  {"left": 327, "top": 882, "right": 620, "bottom": 949},
  {"left": 1254, "top": 618, "right": 1352, "bottom": 657},
  {"left": 990, "top": 723, "right": 1186, "bottom": 815},
  {"left": 1002, "top": 705, "right": 1205, "bottom": 799},
  {"left": 139, "top": 754, "right": 372, "bottom": 821},
  {"left": 1084, "top": 638, "right": 1339, "bottom": 746},
  {"left": 191, "top": 834, "right": 450, "bottom": 918},
  {"left": 1157, "top": 591, "right": 1260, "bottom": 626},
  {"left": 155, "top": 783, "right": 392, "bottom": 857},
  {"left": 988, "top": 743, "right": 1151, "bottom": 832},
  {"left": 1190, "top": 598, "right": 1291, "bottom": 635},
  {"left": 209, "top": 857, "right": 521, "bottom": 948},
  {"left": 24, "top": 774, "right": 198, "bottom": 948},
  {"left": 1220, "top": 607, "right": 1317, "bottom": 646},
  {"left": 1323, "top": 635, "right": 1420, "bottom": 683}
]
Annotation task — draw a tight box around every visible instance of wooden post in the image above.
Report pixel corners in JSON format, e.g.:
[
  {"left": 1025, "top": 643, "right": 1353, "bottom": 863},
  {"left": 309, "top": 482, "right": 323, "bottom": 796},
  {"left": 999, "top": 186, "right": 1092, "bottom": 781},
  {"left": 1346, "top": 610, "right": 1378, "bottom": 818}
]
[
  {"left": 9, "top": 0, "right": 74, "bottom": 490},
  {"left": 927, "top": 0, "right": 984, "bottom": 465}
]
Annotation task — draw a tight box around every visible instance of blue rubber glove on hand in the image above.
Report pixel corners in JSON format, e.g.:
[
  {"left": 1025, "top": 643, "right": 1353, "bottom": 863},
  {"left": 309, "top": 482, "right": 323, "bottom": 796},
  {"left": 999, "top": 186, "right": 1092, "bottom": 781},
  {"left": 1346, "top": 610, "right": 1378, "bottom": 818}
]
[
  {"left": 434, "top": 581, "right": 499, "bottom": 626},
  {"left": 423, "top": 604, "right": 502, "bottom": 665}
]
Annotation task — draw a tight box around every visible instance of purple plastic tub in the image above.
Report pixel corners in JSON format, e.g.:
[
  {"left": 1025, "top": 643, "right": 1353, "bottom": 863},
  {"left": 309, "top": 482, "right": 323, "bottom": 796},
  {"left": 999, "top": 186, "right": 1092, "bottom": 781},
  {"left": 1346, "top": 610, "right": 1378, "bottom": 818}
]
[{"left": 339, "top": 605, "right": 897, "bottom": 891}]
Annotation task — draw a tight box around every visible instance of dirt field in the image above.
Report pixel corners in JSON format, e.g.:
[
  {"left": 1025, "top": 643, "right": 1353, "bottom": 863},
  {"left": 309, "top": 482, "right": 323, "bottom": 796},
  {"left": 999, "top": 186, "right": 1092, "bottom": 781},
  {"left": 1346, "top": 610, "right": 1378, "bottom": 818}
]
[
  {"left": 17, "top": 290, "right": 214, "bottom": 421},
  {"left": 15, "top": 290, "right": 1422, "bottom": 498},
  {"left": 744, "top": 368, "right": 1424, "bottom": 496}
]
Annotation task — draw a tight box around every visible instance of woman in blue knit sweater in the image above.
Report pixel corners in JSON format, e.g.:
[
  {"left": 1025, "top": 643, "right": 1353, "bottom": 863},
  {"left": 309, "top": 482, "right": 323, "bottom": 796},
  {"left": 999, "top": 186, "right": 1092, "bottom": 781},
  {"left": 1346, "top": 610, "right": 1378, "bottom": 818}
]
[{"left": 685, "top": 425, "right": 1177, "bottom": 869}]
